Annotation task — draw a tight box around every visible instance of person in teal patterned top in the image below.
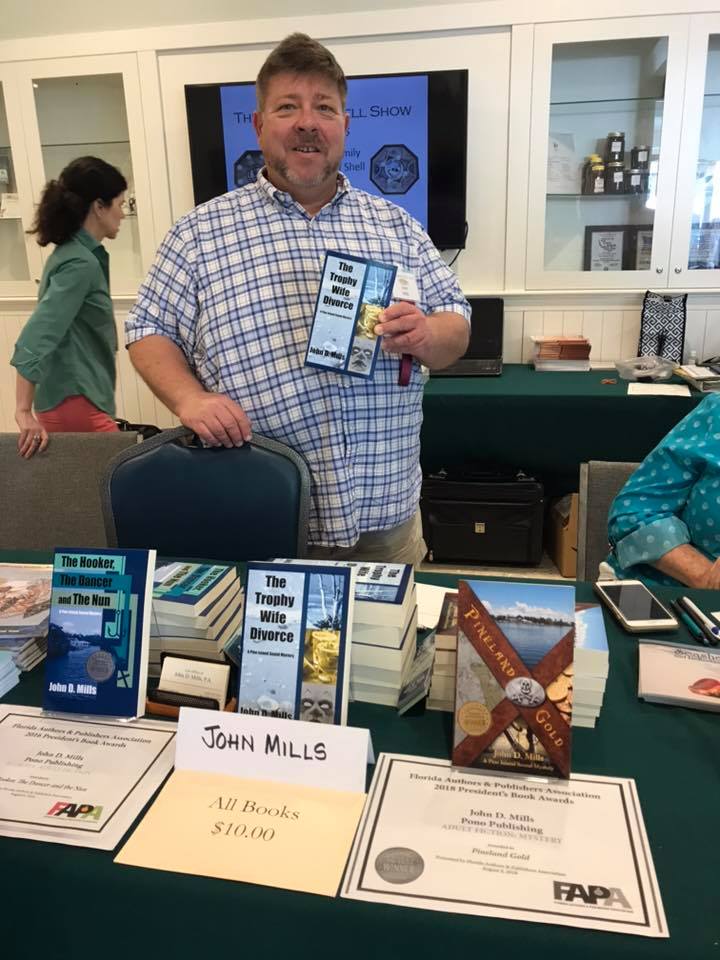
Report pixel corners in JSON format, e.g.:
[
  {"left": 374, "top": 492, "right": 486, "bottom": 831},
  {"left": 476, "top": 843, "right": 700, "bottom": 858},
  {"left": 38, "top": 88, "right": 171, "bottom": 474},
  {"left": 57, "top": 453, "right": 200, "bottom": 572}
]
[{"left": 607, "top": 393, "right": 720, "bottom": 588}]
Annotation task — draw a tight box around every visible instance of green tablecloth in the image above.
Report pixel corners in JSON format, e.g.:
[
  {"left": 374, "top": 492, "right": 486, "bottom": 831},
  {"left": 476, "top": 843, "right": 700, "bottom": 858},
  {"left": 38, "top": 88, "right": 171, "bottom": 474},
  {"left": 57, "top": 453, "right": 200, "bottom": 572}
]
[
  {"left": 422, "top": 365, "right": 702, "bottom": 498},
  {"left": 2, "top": 562, "right": 718, "bottom": 959}
]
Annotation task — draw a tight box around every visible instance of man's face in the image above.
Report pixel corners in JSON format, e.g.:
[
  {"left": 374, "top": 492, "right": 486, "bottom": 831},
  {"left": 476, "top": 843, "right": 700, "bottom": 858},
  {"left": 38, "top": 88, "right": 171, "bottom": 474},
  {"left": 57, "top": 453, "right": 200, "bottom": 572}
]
[{"left": 253, "top": 71, "right": 348, "bottom": 198}]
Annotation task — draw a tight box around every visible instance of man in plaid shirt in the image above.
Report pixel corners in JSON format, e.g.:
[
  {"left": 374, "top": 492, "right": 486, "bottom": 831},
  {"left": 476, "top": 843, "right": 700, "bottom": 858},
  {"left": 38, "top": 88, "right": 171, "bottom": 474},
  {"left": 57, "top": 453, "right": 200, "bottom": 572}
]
[{"left": 127, "top": 33, "right": 469, "bottom": 564}]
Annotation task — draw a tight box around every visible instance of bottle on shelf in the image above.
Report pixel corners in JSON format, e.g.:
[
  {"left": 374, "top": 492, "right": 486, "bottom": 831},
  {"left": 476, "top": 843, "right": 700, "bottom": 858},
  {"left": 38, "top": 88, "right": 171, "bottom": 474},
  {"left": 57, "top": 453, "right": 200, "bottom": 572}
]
[
  {"left": 625, "top": 168, "right": 643, "bottom": 195},
  {"left": 605, "top": 131, "right": 625, "bottom": 164},
  {"left": 631, "top": 145, "right": 651, "bottom": 170},
  {"left": 605, "top": 161, "right": 625, "bottom": 195},
  {"left": 582, "top": 154, "right": 604, "bottom": 194}
]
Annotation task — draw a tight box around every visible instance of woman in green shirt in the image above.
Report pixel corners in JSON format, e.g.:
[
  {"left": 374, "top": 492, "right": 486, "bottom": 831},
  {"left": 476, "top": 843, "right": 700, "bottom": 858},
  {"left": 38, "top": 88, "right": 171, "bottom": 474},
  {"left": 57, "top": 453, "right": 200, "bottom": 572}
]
[{"left": 11, "top": 156, "right": 127, "bottom": 458}]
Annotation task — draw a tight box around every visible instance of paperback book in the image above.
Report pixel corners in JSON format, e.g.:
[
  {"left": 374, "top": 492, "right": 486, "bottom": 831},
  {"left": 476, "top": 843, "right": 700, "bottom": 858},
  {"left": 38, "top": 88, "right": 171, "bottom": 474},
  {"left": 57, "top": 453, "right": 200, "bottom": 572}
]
[
  {"left": 574, "top": 602, "right": 610, "bottom": 678},
  {"left": 43, "top": 548, "right": 156, "bottom": 718},
  {"left": 305, "top": 250, "right": 397, "bottom": 379},
  {"left": 152, "top": 562, "right": 237, "bottom": 616},
  {"left": 0, "top": 563, "right": 52, "bottom": 638},
  {"left": 639, "top": 640, "right": 720, "bottom": 712},
  {"left": 233, "top": 562, "right": 354, "bottom": 725},
  {"left": 452, "top": 579, "right": 575, "bottom": 779}
]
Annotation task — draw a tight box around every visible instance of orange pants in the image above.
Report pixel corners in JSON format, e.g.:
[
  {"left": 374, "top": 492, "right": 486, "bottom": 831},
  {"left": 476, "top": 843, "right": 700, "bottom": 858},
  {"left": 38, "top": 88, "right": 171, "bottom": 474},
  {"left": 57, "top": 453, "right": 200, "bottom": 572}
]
[{"left": 37, "top": 395, "right": 118, "bottom": 433}]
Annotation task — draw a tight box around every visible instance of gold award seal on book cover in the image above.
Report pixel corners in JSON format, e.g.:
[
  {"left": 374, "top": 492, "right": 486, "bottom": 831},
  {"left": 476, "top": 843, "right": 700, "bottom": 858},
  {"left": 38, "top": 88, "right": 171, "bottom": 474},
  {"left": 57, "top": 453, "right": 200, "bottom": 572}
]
[{"left": 457, "top": 701, "right": 492, "bottom": 736}]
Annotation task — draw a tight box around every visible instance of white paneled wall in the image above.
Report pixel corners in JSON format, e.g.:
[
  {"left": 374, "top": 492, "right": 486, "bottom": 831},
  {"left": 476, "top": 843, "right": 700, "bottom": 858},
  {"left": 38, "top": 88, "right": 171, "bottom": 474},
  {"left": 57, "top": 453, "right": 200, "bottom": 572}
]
[
  {"left": 0, "top": 303, "right": 718, "bottom": 432},
  {"left": 507, "top": 306, "right": 715, "bottom": 364}
]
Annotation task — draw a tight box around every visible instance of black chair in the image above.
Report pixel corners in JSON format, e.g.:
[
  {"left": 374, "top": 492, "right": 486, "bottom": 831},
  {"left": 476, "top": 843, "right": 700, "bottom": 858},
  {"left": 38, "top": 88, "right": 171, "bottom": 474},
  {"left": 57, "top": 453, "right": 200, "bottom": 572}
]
[{"left": 101, "top": 427, "right": 311, "bottom": 561}]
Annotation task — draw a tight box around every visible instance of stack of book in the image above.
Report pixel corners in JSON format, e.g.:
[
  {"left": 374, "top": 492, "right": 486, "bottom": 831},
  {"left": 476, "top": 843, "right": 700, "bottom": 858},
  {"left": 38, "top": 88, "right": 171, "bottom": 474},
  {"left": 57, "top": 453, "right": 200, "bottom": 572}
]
[
  {"left": 531, "top": 335, "right": 592, "bottom": 372},
  {"left": 348, "top": 563, "right": 418, "bottom": 706},
  {"left": 427, "top": 591, "right": 458, "bottom": 712},
  {"left": 674, "top": 364, "right": 720, "bottom": 393},
  {"left": 149, "top": 562, "right": 243, "bottom": 676},
  {"left": 270, "top": 559, "right": 419, "bottom": 706},
  {"left": 572, "top": 603, "right": 609, "bottom": 728},
  {"left": 0, "top": 651, "right": 20, "bottom": 698},
  {"left": 0, "top": 563, "right": 52, "bottom": 672}
]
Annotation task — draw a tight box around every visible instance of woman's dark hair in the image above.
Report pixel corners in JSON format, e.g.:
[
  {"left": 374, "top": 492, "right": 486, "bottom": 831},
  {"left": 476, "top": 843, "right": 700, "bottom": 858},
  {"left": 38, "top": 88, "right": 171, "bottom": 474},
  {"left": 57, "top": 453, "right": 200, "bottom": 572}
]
[{"left": 29, "top": 156, "right": 127, "bottom": 247}]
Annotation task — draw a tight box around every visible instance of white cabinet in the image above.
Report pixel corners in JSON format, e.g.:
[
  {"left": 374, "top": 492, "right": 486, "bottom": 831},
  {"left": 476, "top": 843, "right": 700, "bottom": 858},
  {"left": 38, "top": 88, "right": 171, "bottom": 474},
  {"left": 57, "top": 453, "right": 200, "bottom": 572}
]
[
  {"left": 525, "top": 16, "right": 689, "bottom": 290},
  {"left": 0, "top": 67, "right": 43, "bottom": 297},
  {"left": 522, "top": 14, "right": 720, "bottom": 291},
  {"left": 0, "top": 54, "right": 155, "bottom": 297},
  {"left": 669, "top": 14, "right": 720, "bottom": 288}
]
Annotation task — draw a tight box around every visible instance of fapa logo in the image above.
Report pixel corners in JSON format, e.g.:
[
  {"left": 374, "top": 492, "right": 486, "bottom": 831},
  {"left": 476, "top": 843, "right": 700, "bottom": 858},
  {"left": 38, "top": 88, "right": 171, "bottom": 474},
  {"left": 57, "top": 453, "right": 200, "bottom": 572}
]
[
  {"left": 46, "top": 801, "right": 104, "bottom": 821},
  {"left": 553, "top": 881, "right": 631, "bottom": 910}
]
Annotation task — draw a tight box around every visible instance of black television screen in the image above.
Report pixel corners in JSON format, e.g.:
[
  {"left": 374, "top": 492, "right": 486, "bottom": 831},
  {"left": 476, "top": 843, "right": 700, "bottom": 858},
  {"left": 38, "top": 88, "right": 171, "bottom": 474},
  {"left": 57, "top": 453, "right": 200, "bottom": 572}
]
[{"left": 185, "top": 70, "right": 468, "bottom": 250}]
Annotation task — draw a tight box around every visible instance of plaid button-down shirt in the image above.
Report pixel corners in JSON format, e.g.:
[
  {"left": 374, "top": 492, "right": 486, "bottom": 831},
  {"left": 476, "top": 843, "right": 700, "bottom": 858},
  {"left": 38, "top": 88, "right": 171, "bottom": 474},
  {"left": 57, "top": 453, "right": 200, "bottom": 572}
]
[{"left": 126, "top": 173, "right": 470, "bottom": 546}]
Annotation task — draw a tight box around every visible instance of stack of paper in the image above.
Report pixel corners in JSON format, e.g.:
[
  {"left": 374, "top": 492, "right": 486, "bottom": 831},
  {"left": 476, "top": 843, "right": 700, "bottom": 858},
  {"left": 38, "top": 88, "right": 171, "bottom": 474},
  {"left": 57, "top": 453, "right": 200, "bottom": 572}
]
[
  {"left": 427, "top": 590, "right": 458, "bottom": 712},
  {"left": 0, "top": 563, "right": 52, "bottom": 672},
  {"left": 674, "top": 364, "right": 720, "bottom": 393},
  {"left": 0, "top": 651, "right": 20, "bottom": 698},
  {"left": 531, "top": 335, "right": 591, "bottom": 372},
  {"left": 572, "top": 604, "right": 609, "bottom": 728},
  {"left": 150, "top": 562, "right": 243, "bottom": 676}
]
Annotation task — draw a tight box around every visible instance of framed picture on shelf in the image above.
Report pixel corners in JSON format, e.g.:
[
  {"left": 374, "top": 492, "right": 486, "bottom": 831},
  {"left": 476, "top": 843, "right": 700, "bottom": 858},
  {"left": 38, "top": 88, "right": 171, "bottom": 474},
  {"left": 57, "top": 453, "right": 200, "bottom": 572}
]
[
  {"left": 0, "top": 151, "right": 13, "bottom": 193},
  {"left": 630, "top": 225, "right": 654, "bottom": 271},
  {"left": 688, "top": 223, "right": 720, "bottom": 270},
  {"left": 583, "top": 225, "right": 626, "bottom": 271}
]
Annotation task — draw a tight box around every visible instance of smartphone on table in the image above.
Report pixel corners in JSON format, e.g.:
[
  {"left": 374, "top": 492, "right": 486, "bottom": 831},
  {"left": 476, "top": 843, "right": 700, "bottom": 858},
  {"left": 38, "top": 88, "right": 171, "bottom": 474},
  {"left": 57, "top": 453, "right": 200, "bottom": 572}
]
[{"left": 594, "top": 579, "right": 678, "bottom": 633}]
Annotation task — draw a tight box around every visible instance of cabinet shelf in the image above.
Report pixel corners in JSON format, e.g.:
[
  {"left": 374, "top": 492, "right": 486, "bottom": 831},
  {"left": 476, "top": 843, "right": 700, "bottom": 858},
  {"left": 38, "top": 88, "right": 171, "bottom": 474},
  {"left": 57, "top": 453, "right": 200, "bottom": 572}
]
[
  {"left": 550, "top": 95, "right": 663, "bottom": 108},
  {"left": 546, "top": 192, "right": 652, "bottom": 199}
]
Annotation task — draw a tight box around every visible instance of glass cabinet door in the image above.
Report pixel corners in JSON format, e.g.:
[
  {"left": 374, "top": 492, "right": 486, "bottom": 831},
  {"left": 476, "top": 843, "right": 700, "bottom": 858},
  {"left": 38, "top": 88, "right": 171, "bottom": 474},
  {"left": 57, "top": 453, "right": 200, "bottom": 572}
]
[
  {"left": 670, "top": 22, "right": 720, "bottom": 287},
  {"left": 16, "top": 54, "right": 155, "bottom": 295},
  {"left": 31, "top": 74, "right": 142, "bottom": 289},
  {"left": 0, "top": 82, "right": 31, "bottom": 284},
  {"left": 527, "top": 19, "right": 688, "bottom": 289}
]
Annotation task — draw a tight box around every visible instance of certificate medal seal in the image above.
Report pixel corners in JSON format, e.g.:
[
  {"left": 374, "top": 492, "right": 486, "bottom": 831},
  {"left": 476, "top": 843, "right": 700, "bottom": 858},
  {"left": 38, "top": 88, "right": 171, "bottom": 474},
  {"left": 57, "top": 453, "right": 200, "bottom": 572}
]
[
  {"left": 86, "top": 649, "right": 116, "bottom": 682},
  {"left": 375, "top": 847, "right": 425, "bottom": 884},
  {"left": 457, "top": 701, "right": 492, "bottom": 736}
]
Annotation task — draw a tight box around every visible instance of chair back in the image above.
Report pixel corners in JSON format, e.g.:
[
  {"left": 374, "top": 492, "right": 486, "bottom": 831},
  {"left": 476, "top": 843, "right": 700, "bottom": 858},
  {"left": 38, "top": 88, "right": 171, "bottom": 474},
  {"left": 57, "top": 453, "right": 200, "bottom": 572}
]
[
  {"left": 577, "top": 460, "right": 639, "bottom": 582},
  {"left": 0, "top": 431, "right": 139, "bottom": 551},
  {"left": 102, "top": 427, "right": 311, "bottom": 561}
]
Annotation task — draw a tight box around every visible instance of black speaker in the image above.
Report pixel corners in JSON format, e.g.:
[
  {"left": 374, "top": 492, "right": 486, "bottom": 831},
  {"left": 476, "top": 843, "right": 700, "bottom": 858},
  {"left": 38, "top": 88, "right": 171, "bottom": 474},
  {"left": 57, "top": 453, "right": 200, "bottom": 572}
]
[{"left": 431, "top": 297, "right": 504, "bottom": 376}]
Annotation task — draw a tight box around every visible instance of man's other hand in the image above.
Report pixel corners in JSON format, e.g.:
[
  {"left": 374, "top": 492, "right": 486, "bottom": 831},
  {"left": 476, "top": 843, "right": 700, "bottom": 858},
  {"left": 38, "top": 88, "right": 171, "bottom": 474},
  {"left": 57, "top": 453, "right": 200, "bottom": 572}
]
[{"left": 176, "top": 392, "right": 252, "bottom": 448}]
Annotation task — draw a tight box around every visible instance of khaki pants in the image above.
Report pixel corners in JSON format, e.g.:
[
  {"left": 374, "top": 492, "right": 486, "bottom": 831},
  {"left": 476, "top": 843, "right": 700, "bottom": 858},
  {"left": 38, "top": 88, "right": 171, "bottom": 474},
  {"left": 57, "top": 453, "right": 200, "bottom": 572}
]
[{"left": 306, "top": 509, "right": 427, "bottom": 568}]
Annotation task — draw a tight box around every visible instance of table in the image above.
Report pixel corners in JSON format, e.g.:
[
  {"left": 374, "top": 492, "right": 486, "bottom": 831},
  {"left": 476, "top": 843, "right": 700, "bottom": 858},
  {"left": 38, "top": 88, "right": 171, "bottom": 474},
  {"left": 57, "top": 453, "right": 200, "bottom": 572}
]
[
  {"left": 422, "top": 365, "right": 702, "bottom": 498},
  {"left": 2, "top": 563, "right": 718, "bottom": 959}
]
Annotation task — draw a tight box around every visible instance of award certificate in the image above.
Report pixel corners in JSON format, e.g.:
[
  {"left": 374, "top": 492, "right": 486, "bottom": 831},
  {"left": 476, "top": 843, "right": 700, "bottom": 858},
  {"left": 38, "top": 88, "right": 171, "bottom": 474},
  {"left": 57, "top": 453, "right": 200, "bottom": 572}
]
[
  {"left": 342, "top": 754, "right": 667, "bottom": 937},
  {"left": 0, "top": 705, "right": 175, "bottom": 849}
]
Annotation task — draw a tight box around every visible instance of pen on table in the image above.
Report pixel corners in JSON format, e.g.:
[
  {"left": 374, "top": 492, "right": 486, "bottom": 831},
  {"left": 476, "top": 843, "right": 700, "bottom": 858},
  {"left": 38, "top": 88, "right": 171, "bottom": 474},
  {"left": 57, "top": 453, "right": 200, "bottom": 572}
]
[
  {"left": 677, "top": 596, "right": 720, "bottom": 646},
  {"left": 669, "top": 600, "right": 708, "bottom": 646}
]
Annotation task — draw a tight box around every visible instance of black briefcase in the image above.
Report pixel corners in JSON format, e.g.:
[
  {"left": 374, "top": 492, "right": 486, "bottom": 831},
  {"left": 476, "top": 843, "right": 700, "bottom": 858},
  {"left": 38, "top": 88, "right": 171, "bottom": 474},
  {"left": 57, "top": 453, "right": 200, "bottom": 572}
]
[{"left": 421, "top": 468, "right": 544, "bottom": 565}]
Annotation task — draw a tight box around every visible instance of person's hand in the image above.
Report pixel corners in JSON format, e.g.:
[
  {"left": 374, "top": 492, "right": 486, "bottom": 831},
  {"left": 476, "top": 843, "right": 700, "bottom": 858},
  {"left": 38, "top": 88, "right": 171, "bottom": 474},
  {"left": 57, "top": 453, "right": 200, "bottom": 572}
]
[
  {"left": 698, "top": 557, "right": 720, "bottom": 591},
  {"left": 176, "top": 392, "right": 252, "bottom": 448},
  {"left": 15, "top": 410, "right": 49, "bottom": 459},
  {"left": 374, "top": 302, "right": 432, "bottom": 358}
]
